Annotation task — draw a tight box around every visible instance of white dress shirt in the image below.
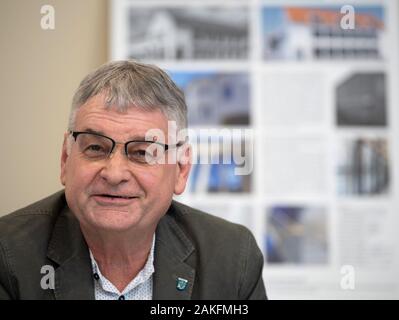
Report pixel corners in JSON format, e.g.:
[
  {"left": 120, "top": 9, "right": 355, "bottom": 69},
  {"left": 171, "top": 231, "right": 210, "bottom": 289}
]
[{"left": 89, "top": 236, "right": 155, "bottom": 300}]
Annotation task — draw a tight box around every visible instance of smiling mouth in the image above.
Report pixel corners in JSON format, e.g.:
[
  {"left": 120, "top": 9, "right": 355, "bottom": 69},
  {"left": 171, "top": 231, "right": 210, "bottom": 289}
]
[
  {"left": 92, "top": 194, "right": 139, "bottom": 205},
  {"left": 97, "top": 194, "right": 136, "bottom": 199}
]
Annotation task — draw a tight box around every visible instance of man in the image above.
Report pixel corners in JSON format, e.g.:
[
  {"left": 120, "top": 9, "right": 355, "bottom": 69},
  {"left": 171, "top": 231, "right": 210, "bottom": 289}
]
[{"left": 0, "top": 60, "right": 266, "bottom": 300}]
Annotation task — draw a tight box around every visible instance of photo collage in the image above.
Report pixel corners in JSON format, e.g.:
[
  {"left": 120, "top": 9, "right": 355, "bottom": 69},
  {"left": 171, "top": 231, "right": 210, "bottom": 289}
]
[{"left": 111, "top": 0, "right": 398, "bottom": 299}]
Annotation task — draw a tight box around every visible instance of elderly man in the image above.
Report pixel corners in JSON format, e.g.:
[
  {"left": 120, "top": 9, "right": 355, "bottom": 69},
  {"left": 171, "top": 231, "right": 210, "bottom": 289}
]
[{"left": 0, "top": 61, "right": 266, "bottom": 300}]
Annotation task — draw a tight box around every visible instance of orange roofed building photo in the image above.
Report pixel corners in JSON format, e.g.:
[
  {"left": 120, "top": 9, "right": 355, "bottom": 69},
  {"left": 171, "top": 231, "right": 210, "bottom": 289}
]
[{"left": 263, "top": 6, "right": 386, "bottom": 60}]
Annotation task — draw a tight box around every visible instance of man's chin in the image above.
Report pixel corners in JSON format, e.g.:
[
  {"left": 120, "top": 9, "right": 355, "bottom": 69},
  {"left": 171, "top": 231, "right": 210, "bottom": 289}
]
[{"left": 86, "top": 210, "right": 143, "bottom": 233}]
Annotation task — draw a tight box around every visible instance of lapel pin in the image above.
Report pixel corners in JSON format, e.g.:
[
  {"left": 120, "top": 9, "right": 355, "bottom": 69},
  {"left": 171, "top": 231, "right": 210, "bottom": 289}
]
[{"left": 176, "top": 277, "right": 188, "bottom": 291}]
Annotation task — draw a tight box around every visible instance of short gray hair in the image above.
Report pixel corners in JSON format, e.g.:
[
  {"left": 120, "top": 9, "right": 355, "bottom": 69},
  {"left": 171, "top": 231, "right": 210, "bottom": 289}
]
[{"left": 69, "top": 60, "right": 187, "bottom": 131}]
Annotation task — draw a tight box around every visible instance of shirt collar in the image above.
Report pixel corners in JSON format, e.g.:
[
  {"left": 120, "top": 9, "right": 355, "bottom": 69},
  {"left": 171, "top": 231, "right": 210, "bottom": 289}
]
[{"left": 89, "top": 235, "right": 155, "bottom": 295}]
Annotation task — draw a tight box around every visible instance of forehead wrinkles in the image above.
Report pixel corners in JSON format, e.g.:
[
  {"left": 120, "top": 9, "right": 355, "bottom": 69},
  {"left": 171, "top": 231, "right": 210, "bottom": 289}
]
[
  {"left": 75, "top": 106, "right": 169, "bottom": 139},
  {"left": 78, "top": 109, "right": 141, "bottom": 126}
]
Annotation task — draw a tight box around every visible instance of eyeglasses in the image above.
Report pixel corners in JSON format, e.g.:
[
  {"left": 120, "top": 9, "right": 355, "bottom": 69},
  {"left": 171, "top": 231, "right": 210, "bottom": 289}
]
[{"left": 69, "top": 131, "right": 183, "bottom": 165}]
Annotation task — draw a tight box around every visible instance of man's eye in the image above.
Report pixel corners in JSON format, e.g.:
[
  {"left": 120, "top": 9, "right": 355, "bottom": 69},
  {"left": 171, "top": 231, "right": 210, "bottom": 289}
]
[
  {"left": 87, "top": 145, "right": 103, "bottom": 151},
  {"left": 130, "top": 149, "right": 148, "bottom": 158},
  {"left": 84, "top": 144, "right": 108, "bottom": 155}
]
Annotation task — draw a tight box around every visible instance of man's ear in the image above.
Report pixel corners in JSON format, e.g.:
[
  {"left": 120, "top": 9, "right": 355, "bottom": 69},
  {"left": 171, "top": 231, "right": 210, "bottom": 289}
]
[
  {"left": 174, "top": 144, "right": 192, "bottom": 195},
  {"left": 60, "top": 132, "right": 70, "bottom": 186}
]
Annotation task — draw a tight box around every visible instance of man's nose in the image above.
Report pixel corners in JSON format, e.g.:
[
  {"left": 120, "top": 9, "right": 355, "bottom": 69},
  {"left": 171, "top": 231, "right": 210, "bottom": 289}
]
[{"left": 99, "top": 145, "right": 131, "bottom": 185}]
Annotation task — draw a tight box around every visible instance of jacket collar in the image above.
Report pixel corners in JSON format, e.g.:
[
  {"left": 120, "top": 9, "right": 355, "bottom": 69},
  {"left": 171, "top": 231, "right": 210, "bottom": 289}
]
[{"left": 46, "top": 198, "right": 195, "bottom": 300}]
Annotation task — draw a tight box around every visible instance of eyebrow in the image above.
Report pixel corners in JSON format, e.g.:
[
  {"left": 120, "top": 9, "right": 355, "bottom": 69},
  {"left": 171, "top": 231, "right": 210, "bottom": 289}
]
[{"left": 81, "top": 128, "right": 148, "bottom": 141}]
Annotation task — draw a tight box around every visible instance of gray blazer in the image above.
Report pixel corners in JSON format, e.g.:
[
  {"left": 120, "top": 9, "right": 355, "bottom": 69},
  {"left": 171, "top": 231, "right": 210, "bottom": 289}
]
[{"left": 0, "top": 191, "right": 266, "bottom": 300}]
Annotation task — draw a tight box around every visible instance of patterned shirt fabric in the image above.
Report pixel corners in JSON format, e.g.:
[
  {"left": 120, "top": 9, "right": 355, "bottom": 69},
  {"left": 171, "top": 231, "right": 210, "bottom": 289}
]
[{"left": 89, "top": 236, "right": 155, "bottom": 300}]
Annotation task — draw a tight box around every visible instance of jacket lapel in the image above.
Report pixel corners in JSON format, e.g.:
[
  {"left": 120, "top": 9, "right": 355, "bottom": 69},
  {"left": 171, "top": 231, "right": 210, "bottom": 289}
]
[
  {"left": 47, "top": 206, "right": 94, "bottom": 300},
  {"left": 153, "top": 206, "right": 196, "bottom": 300}
]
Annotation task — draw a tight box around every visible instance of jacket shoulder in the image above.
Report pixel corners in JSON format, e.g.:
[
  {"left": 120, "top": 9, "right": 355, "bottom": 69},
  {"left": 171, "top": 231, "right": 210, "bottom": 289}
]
[
  {"left": 0, "top": 190, "right": 66, "bottom": 242},
  {"left": 0, "top": 191, "right": 67, "bottom": 299},
  {"left": 0, "top": 190, "right": 67, "bottom": 266}
]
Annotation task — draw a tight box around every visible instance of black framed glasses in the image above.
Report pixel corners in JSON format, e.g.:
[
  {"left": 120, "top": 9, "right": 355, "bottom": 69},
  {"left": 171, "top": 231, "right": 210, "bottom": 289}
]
[{"left": 70, "top": 131, "right": 183, "bottom": 165}]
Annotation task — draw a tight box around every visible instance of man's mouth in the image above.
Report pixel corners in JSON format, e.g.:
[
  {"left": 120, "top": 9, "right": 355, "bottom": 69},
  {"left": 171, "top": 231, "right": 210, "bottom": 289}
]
[
  {"left": 97, "top": 194, "right": 136, "bottom": 199},
  {"left": 92, "top": 194, "right": 139, "bottom": 205}
]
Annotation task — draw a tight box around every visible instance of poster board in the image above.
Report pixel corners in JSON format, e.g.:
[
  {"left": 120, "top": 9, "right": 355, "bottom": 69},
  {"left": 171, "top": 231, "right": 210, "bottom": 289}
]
[{"left": 110, "top": 0, "right": 399, "bottom": 299}]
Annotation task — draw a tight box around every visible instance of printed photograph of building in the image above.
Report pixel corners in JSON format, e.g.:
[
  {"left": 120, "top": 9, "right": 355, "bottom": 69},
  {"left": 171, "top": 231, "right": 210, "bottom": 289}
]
[
  {"left": 189, "top": 159, "right": 252, "bottom": 194},
  {"left": 337, "top": 137, "right": 389, "bottom": 196},
  {"left": 336, "top": 72, "right": 387, "bottom": 127},
  {"left": 263, "top": 6, "right": 385, "bottom": 60},
  {"left": 170, "top": 71, "right": 250, "bottom": 125},
  {"left": 265, "top": 205, "right": 328, "bottom": 264},
  {"left": 187, "top": 139, "right": 252, "bottom": 194},
  {"left": 128, "top": 7, "right": 249, "bottom": 60}
]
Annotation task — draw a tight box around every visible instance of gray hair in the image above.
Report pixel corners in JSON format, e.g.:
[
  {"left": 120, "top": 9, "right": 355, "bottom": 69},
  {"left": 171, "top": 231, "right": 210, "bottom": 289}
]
[{"left": 68, "top": 60, "right": 187, "bottom": 131}]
